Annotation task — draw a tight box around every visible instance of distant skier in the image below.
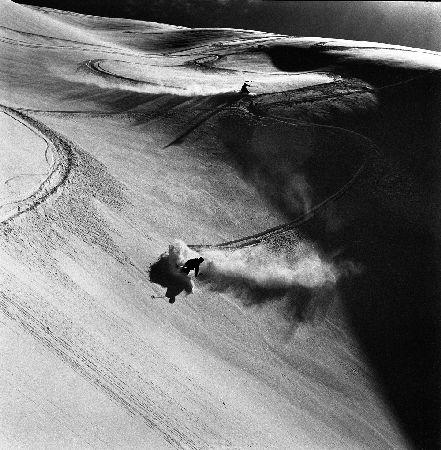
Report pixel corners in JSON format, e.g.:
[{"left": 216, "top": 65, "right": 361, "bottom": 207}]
[
  {"left": 180, "top": 257, "right": 204, "bottom": 277},
  {"left": 240, "top": 82, "right": 251, "bottom": 94}
]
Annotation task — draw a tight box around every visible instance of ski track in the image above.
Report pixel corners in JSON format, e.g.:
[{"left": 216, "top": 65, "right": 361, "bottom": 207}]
[
  {"left": 189, "top": 68, "right": 441, "bottom": 250},
  {"left": 0, "top": 287, "right": 214, "bottom": 449},
  {"left": 0, "top": 105, "right": 73, "bottom": 224},
  {"left": 0, "top": 112, "right": 237, "bottom": 448},
  {"left": 4, "top": 30, "right": 435, "bottom": 247}
]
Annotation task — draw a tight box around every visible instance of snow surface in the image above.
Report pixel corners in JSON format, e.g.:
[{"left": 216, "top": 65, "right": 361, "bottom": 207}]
[{"left": 2, "top": 0, "right": 440, "bottom": 448}]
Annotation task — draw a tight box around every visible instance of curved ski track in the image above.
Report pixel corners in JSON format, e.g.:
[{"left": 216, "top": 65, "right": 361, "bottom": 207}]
[{"left": 0, "top": 105, "right": 73, "bottom": 224}]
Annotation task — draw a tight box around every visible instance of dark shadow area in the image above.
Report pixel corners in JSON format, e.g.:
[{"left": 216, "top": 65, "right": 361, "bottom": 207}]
[
  {"left": 267, "top": 44, "right": 441, "bottom": 449},
  {"left": 158, "top": 29, "right": 241, "bottom": 51},
  {"left": 149, "top": 252, "right": 193, "bottom": 303},
  {"left": 149, "top": 254, "right": 172, "bottom": 289},
  {"left": 267, "top": 44, "right": 436, "bottom": 87},
  {"left": 218, "top": 110, "right": 367, "bottom": 221},
  {"left": 265, "top": 46, "right": 338, "bottom": 73}
]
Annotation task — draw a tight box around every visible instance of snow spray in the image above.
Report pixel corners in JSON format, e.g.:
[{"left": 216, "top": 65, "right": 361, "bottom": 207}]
[{"left": 150, "top": 239, "right": 358, "bottom": 323}]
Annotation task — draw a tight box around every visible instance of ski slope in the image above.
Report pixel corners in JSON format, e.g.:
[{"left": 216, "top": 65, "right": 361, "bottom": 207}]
[{"left": 1, "top": 1, "right": 440, "bottom": 448}]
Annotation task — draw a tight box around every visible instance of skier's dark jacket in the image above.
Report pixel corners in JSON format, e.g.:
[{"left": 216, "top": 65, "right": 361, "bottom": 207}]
[{"left": 181, "top": 257, "right": 204, "bottom": 277}]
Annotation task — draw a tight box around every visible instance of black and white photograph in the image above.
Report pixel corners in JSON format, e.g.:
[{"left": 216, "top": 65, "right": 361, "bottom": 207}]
[{"left": 0, "top": 1, "right": 440, "bottom": 448}]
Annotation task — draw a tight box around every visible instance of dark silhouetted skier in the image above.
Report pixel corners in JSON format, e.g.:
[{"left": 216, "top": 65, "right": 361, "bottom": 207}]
[
  {"left": 240, "top": 82, "right": 250, "bottom": 94},
  {"left": 181, "top": 257, "right": 204, "bottom": 277}
]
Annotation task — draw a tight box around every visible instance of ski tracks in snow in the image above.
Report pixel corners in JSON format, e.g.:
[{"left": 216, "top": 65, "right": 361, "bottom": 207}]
[{"left": 0, "top": 105, "right": 73, "bottom": 224}]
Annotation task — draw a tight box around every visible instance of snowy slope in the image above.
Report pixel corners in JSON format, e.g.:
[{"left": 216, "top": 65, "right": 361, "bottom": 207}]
[{"left": 1, "top": 1, "right": 440, "bottom": 448}]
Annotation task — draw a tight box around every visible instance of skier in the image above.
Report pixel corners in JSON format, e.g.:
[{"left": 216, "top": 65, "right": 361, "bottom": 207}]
[
  {"left": 149, "top": 252, "right": 204, "bottom": 304},
  {"left": 181, "top": 257, "right": 204, "bottom": 277},
  {"left": 240, "top": 82, "right": 251, "bottom": 94}
]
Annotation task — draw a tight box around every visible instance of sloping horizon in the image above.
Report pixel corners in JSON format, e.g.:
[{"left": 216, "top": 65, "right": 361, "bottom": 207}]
[{"left": 14, "top": 0, "right": 441, "bottom": 52}]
